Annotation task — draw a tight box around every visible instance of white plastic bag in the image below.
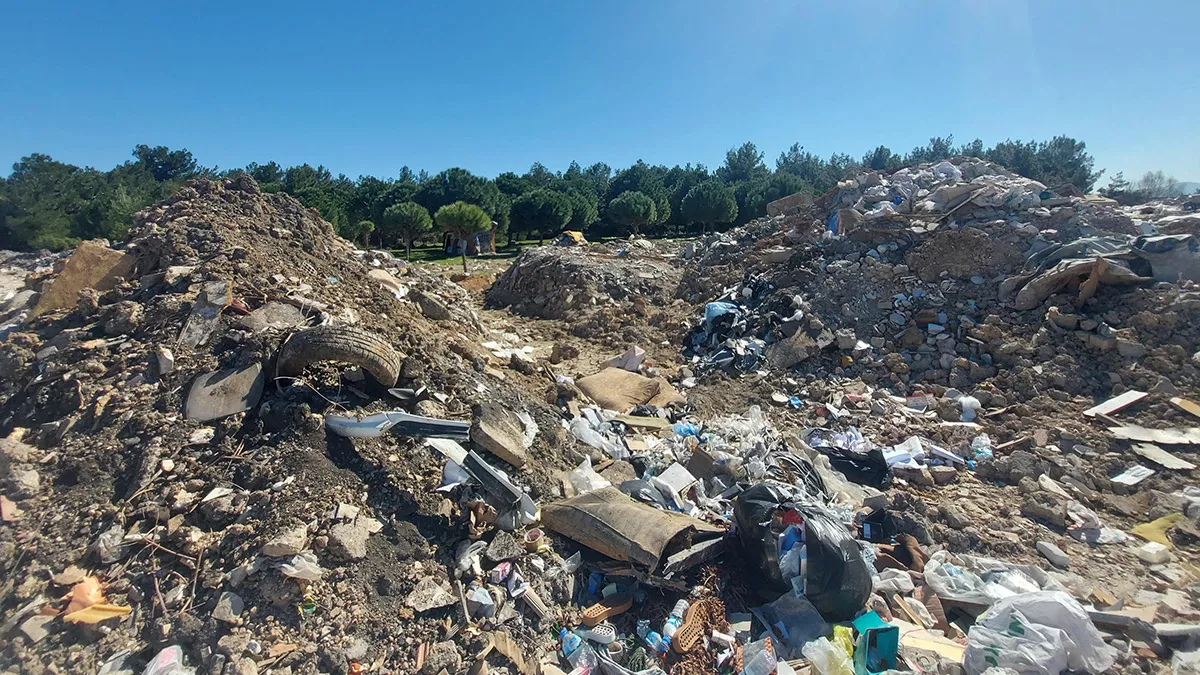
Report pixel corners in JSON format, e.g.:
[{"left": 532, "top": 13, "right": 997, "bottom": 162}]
[
  {"left": 802, "top": 637, "right": 854, "bottom": 675},
  {"left": 143, "top": 646, "right": 195, "bottom": 675},
  {"left": 567, "top": 458, "right": 611, "bottom": 495},
  {"left": 932, "top": 160, "right": 963, "bottom": 183},
  {"left": 923, "top": 551, "right": 997, "bottom": 605},
  {"left": 280, "top": 552, "right": 325, "bottom": 581},
  {"left": 964, "top": 591, "right": 1116, "bottom": 675}
]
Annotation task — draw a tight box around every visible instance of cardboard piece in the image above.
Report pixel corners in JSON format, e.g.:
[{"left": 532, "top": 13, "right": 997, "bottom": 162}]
[
  {"left": 1083, "top": 390, "right": 1147, "bottom": 417},
  {"left": 31, "top": 241, "right": 135, "bottom": 318},
  {"left": 1109, "top": 426, "right": 1200, "bottom": 445},
  {"left": 541, "top": 487, "right": 723, "bottom": 571}
]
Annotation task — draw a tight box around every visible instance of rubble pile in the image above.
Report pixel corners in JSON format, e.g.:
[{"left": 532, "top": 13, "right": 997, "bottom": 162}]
[
  {"left": 1, "top": 161, "right": 1198, "bottom": 675},
  {"left": 0, "top": 176, "right": 575, "bottom": 674}
]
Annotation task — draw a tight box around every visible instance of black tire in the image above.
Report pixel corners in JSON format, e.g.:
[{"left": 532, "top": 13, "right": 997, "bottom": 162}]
[{"left": 276, "top": 326, "right": 403, "bottom": 386}]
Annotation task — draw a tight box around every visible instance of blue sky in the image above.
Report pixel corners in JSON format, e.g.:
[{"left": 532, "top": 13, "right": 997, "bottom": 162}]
[{"left": 2, "top": 1, "right": 1197, "bottom": 184}]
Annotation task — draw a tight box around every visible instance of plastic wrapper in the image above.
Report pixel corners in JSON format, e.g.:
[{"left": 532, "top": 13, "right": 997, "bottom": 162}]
[
  {"left": 567, "top": 417, "right": 628, "bottom": 459},
  {"left": 963, "top": 591, "right": 1116, "bottom": 675},
  {"left": 280, "top": 552, "right": 325, "bottom": 581},
  {"left": 143, "top": 646, "right": 195, "bottom": 675},
  {"left": 757, "top": 591, "right": 828, "bottom": 658},
  {"left": 568, "top": 458, "right": 612, "bottom": 495},
  {"left": 733, "top": 482, "right": 871, "bottom": 621},
  {"left": 802, "top": 636, "right": 854, "bottom": 675}
]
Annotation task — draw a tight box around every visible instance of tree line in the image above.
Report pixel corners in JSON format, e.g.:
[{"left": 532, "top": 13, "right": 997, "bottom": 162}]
[{"left": 3, "top": 134, "right": 1171, "bottom": 254}]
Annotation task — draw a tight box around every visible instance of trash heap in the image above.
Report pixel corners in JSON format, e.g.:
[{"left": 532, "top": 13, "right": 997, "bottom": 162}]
[{"left": 2, "top": 164, "right": 1199, "bottom": 675}]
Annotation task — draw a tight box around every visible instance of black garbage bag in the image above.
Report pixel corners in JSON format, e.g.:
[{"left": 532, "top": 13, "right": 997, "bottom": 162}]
[
  {"left": 733, "top": 482, "right": 872, "bottom": 622},
  {"left": 618, "top": 479, "right": 670, "bottom": 509}
]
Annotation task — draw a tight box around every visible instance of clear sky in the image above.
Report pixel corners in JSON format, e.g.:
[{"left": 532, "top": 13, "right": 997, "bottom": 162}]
[{"left": 2, "top": 1, "right": 1197, "bottom": 184}]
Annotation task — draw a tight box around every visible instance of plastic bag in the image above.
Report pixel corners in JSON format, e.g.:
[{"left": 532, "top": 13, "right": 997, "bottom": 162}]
[
  {"left": 963, "top": 591, "right": 1116, "bottom": 675},
  {"left": 757, "top": 591, "right": 828, "bottom": 657},
  {"left": 923, "top": 551, "right": 998, "bottom": 605},
  {"left": 568, "top": 458, "right": 611, "bottom": 495},
  {"left": 567, "top": 417, "right": 628, "bottom": 459},
  {"left": 802, "top": 636, "right": 854, "bottom": 675},
  {"left": 280, "top": 552, "right": 324, "bottom": 581},
  {"left": 733, "top": 483, "right": 871, "bottom": 621},
  {"left": 143, "top": 646, "right": 195, "bottom": 675},
  {"left": 932, "top": 160, "right": 963, "bottom": 183}
]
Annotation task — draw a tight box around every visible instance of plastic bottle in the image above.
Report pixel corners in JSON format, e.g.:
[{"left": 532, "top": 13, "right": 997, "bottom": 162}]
[
  {"left": 970, "top": 434, "right": 993, "bottom": 460},
  {"left": 662, "top": 599, "right": 690, "bottom": 647},
  {"left": 643, "top": 630, "right": 668, "bottom": 657}
]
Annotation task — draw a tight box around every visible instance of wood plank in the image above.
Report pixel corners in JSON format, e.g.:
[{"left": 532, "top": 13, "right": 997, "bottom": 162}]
[
  {"left": 1083, "top": 390, "right": 1147, "bottom": 417},
  {"left": 1131, "top": 443, "right": 1197, "bottom": 471},
  {"left": 1170, "top": 397, "right": 1200, "bottom": 421}
]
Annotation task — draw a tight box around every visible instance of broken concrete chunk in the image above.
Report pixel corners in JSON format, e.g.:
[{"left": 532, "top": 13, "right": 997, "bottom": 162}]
[
  {"left": 31, "top": 241, "right": 135, "bottom": 318},
  {"left": 404, "top": 577, "right": 456, "bottom": 613},
  {"left": 212, "top": 591, "right": 244, "bottom": 623},
  {"left": 261, "top": 524, "right": 308, "bottom": 557},
  {"left": 238, "top": 301, "right": 307, "bottom": 332},
  {"left": 470, "top": 404, "right": 528, "bottom": 468},
  {"left": 1036, "top": 541, "right": 1070, "bottom": 568},
  {"left": 767, "top": 331, "right": 818, "bottom": 369},
  {"left": 328, "top": 517, "right": 380, "bottom": 561},
  {"left": 184, "top": 363, "right": 265, "bottom": 422},
  {"left": 413, "top": 290, "right": 452, "bottom": 321}
]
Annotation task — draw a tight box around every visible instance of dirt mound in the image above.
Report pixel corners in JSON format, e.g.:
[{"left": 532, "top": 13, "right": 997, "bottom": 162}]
[
  {"left": 486, "top": 244, "right": 682, "bottom": 320},
  {"left": 0, "top": 176, "right": 572, "bottom": 674}
]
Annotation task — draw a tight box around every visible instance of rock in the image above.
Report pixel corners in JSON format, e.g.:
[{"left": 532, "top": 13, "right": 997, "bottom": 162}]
[
  {"left": 835, "top": 329, "right": 857, "bottom": 350},
  {"left": 19, "top": 614, "right": 53, "bottom": 643},
  {"left": 1117, "top": 340, "right": 1147, "bottom": 358},
  {"left": 318, "top": 645, "right": 350, "bottom": 675},
  {"left": 767, "top": 330, "right": 818, "bottom": 369},
  {"left": 344, "top": 638, "right": 369, "bottom": 662},
  {"left": 1037, "top": 474, "right": 1071, "bottom": 500},
  {"left": 94, "top": 523, "right": 126, "bottom": 563},
  {"left": 329, "top": 518, "right": 381, "bottom": 561},
  {"left": 7, "top": 468, "right": 39, "bottom": 499},
  {"left": 938, "top": 503, "right": 970, "bottom": 530},
  {"left": 929, "top": 466, "right": 958, "bottom": 485},
  {"left": 262, "top": 524, "right": 308, "bottom": 557},
  {"left": 470, "top": 403, "right": 527, "bottom": 468},
  {"left": 413, "top": 291, "right": 452, "bottom": 321},
  {"left": 404, "top": 577, "right": 456, "bottom": 612},
  {"left": 549, "top": 342, "right": 579, "bottom": 364},
  {"left": 1047, "top": 307, "right": 1079, "bottom": 330},
  {"left": 422, "top": 641, "right": 462, "bottom": 675},
  {"left": 1036, "top": 541, "right": 1070, "bottom": 568},
  {"left": 212, "top": 591, "right": 244, "bottom": 623},
  {"left": 31, "top": 240, "right": 135, "bottom": 318},
  {"left": 217, "top": 633, "right": 252, "bottom": 658},
  {"left": 892, "top": 465, "right": 933, "bottom": 487},
  {"left": 1021, "top": 491, "right": 1069, "bottom": 528},
  {"left": 486, "top": 531, "right": 524, "bottom": 562},
  {"left": 232, "top": 660, "right": 259, "bottom": 675}
]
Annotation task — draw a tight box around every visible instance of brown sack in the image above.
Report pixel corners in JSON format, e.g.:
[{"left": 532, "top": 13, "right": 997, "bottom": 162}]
[
  {"left": 541, "top": 487, "right": 722, "bottom": 570},
  {"left": 575, "top": 367, "right": 683, "bottom": 413}
]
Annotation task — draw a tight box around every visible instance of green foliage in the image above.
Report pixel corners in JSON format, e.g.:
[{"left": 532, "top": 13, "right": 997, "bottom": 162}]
[
  {"left": 904, "top": 136, "right": 956, "bottom": 165},
  {"left": 608, "top": 191, "right": 656, "bottom": 235},
  {"left": 742, "top": 173, "right": 809, "bottom": 221},
  {"left": 681, "top": 179, "right": 737, "bottom": 231},
  {"left": 3, "top": 134, "right": 1109, "bottom": 252},
  {"left": 862, "top": 145, "right": 901, "bottom": 171},
  {"left": 717, "top": 142, "right": 768, "bottom": 184},
  {"left": 338, "top": 220, "right": 374, "bottom": 246},
  {"left": 510, "top": 189, "right": 572, "bottom": 241},
  {"left": 435, "top": 201, "right": 493, "bottom": 271},
  {"left": 606, "top": 162, "right": 670, "bottom": 226},
  {"left": 381, "top": 202, "right": 433, "bottom": 257}
]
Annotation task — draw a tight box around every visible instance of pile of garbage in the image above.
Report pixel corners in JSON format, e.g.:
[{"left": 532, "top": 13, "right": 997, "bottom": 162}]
[{"left": 2, "top": 164, "right": 1199, "bottom": 675}]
